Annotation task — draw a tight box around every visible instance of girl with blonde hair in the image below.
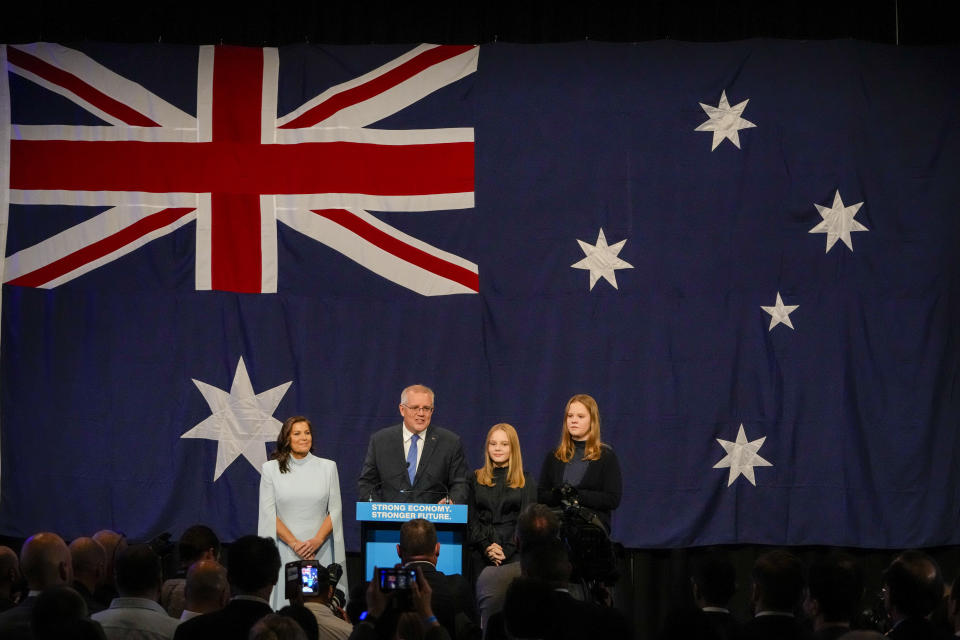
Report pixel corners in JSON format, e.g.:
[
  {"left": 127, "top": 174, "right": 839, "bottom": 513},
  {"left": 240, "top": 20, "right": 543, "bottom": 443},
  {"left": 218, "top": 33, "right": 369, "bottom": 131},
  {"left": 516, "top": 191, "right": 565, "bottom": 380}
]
[{"left": 467, "top": 423, "right": 536, "bottom": 569}]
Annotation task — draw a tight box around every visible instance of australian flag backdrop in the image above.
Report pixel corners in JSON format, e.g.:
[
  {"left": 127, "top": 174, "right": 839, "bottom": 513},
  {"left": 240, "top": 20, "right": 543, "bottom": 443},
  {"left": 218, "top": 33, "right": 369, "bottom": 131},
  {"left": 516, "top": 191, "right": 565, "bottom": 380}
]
[{"left": 1, "top": 39, "right": 959, "bottom": 550}]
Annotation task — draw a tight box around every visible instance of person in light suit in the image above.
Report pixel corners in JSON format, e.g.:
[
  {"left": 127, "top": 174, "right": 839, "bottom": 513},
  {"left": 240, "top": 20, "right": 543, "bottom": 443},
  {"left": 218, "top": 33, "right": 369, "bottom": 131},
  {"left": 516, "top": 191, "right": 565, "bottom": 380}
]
[{"left": 358, "top": 384, "right": 469, "bottom": 504}]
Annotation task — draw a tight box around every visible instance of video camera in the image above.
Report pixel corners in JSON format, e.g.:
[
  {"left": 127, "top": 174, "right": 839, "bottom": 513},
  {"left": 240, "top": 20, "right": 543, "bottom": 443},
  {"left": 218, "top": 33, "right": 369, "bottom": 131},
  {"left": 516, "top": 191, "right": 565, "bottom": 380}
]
[
  {"left": 557, "top": 483, "right": 620, "bottom": 587},
  {"left": 284, "top": 560, "right": 345, "bottom": 609}
]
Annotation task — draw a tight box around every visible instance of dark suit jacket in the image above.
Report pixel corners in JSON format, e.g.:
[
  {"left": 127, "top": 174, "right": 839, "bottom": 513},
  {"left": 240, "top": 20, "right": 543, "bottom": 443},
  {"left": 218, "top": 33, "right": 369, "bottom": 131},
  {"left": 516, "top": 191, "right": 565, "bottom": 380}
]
[
  {"left": 812, "top": 626, "right": 851, "bottom": 640},
  {"left": 886, "top": 617, "right": 953, "bottom": 640},
  {"left": 0, "top": 595, "right": 38, "bottom": 640},
  {"left": 172, "top": 597, "right": 273, "bottom": 640},
  {"left": 538, "top": 445, "right": 622, "bottom": 532},
  {"left": 658, "top": 607, "right": 740, "bottom": 640},
  {"left": 404, "top": 562, "right": 478, "bottom": 638},
  {"left": 358, "top": 424, "right": 469, "bottom": 503},
  {"left": 490, "top": 589, "right": 631, "bottom": 640},
  {"left": 737, "top": 614, "right": 812, "bottom": 640},
  {"left": 73, "top": 581, "right": 107, "bottom": 614}
]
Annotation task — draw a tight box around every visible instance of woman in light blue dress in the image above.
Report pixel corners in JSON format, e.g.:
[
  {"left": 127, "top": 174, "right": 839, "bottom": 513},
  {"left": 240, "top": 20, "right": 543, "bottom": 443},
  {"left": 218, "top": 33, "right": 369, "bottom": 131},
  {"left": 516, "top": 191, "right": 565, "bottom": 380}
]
[{"left": 258, "top": 415, "right": 347, "bottom": 609}]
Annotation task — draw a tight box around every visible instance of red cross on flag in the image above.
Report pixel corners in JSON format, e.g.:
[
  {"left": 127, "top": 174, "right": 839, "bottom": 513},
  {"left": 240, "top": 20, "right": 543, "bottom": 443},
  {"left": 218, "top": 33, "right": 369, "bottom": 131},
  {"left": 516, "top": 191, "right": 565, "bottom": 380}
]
[{"left": 4, "top": 43, "right": 479, "bottom": 295}]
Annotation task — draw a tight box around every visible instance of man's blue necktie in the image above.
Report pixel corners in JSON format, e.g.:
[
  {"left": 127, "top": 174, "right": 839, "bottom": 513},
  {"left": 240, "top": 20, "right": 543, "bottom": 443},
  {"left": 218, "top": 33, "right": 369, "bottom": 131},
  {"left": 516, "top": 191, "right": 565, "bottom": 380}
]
[{"left": 407, "top": 433, "right": 419, "bottom": 484}]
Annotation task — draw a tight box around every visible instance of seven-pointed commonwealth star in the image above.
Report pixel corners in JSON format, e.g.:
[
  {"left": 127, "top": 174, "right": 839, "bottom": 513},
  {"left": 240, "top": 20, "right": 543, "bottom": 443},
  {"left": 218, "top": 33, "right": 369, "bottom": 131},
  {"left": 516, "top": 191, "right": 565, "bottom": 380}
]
[
  {"left": 695, "top": 90, "right": 756, "bottom": 150},
  {"left": 809, "top": 190, "right": 868, "bottom": 252},
  {"left": 714, "top": 424, "right": 773, "bottom": 486},
  {"left": 761, "top": 292, "right": 799, "bottom": 331},
  {"left": 181, "top": 356, "right": 292, "bottom": 480},
  {"left": 571, "top": 228, "right": 634, "bottom": 290}
]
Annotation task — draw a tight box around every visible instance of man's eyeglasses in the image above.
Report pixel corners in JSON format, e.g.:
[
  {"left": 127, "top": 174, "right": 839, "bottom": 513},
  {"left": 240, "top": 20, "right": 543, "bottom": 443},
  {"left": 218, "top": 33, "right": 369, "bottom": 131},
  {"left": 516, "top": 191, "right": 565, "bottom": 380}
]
[{"left": 403, "top": 405, "right": 434, "bottom": 414}]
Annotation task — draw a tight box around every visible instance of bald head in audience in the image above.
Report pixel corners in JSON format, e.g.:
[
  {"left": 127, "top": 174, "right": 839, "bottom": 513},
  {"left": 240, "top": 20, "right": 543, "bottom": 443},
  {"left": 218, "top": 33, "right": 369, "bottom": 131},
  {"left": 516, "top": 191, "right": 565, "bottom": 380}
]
[
  {"left": 69, "top": 538, "right": 105, "bottom": 596},
  {"left": 882, "top": 550, "right": 944, "bottom": 626},
  {"left": 20, "top": 532, "right": 72, "bottom": 591},
  {"left": 0, "top": 546, "right": 20, "bottom": 608},
  {"left": 91, "top": 531, "right": 125, "bottom": 575},
  {"left": 92, "top": 529, "right": 125, "bottom": 602},
  {"left": 183, "top": 560, "right": 228, "bottom": 617}
]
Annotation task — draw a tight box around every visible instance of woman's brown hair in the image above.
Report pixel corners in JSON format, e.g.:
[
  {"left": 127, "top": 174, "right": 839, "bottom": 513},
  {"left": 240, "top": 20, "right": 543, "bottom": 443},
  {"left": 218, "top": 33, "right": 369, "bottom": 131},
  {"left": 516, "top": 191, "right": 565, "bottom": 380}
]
[{"left": 272, "top": 415, "right": 312, "bottom": 473}]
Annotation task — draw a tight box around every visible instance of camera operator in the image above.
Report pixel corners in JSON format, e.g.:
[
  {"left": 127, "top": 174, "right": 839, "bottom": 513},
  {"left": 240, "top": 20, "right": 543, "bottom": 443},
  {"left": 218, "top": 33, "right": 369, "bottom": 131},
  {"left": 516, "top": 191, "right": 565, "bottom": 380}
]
[
  {"left": 286, "top": 562, "right": 352, "bottom": 640},
  {"left": 555, "top": 483, "right": 620, "bottom": 600},
  {"left": 354, "top": 566, "right": 450, "bottom": 640},
  {"left": 490, "top": 540, "right": 631, "bottom": 640}
]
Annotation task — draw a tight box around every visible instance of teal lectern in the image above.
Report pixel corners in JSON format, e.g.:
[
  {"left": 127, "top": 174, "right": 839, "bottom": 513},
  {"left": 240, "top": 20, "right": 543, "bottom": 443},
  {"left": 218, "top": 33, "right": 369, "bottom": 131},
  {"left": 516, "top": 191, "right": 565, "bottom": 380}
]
[{"left": 356, "top": 502, "right": 468, "bottom": 581}]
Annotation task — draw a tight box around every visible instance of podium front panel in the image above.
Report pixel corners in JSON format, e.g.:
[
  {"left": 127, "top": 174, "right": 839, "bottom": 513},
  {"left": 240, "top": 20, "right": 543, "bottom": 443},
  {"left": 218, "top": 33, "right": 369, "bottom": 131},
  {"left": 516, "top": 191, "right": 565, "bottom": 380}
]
[{"left": 357, "top": 502, "right": 468, "bottom": 581}]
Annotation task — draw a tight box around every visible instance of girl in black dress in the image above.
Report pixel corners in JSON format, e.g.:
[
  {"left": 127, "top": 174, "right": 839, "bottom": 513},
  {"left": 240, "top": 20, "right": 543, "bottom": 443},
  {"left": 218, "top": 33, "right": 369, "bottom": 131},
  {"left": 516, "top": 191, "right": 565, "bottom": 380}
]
[{"left": 468, "top": 423, "right": 537, "bottom": 569}]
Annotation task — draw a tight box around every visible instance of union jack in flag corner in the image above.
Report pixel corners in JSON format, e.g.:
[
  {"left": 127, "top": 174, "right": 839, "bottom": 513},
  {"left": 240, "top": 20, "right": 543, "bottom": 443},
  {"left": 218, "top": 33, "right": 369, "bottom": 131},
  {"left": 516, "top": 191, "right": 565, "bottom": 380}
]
[{"left": 2, "top": 40, "right": 959, "bottom": 550}]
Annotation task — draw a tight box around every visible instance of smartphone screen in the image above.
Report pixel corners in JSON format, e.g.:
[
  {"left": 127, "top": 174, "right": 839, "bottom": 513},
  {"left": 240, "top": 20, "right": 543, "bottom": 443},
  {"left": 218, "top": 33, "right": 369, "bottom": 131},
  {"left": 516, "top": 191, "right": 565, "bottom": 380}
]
[
  {"left": 377, "top": 567, "right": 416, "bottom": 591},
  {"left": 301, "top": 564, "right": 319, "bottom": 594}
]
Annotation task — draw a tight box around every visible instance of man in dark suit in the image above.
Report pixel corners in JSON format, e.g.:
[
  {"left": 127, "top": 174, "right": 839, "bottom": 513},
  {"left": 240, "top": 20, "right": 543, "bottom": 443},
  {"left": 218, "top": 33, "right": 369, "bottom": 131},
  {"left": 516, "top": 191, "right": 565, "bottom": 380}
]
[
  {"left": 68, "top": 537, "right": 107, "bottom": 615},
  {"left": 358, "top": 384, "right": 469, "bottom": 504},
  {"left": 396, "top": 518, "right": 477, "bottom": 638},
  {"left": 658, "top": 549, "right": 740, "bottom": 640},
  {"left": 173, "top": 535, "right": 280, "bottom": 640},
  {"left": 0, "top": 532, "right": 73, "bottom": 640},
  {"left": 804, "top": 552, "right": 863, "bottom": 640},
  {"left": 738, "top": 549, "right": 811, "bottom": 640},
  {"left": 497, "top": 538, "right": 631, "bottom": 639},
  {"left": 476, "top": 503, "right": 561, "bottom": 634},
  {"left": 882, "top": 550, "right": 951, "bottom": 640}
]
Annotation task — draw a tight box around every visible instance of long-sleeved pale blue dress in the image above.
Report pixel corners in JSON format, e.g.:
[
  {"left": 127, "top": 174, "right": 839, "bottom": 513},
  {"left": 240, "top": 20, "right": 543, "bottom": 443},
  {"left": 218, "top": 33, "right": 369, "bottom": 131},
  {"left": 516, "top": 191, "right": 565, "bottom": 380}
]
[{"left": 258, "top": 453, "right": 347, "bottom": 610}]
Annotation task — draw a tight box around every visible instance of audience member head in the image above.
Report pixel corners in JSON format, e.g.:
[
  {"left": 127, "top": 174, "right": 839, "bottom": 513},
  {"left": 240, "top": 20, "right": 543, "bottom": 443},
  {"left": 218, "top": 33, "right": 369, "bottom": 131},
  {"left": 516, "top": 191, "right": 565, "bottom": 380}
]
[
  {"left": 805, "top": 552, "right": 863, "bottom": 629},
  {"left": 277, "top": 604, "right": 319, "bottom": 640},
  {"left": 691, "top": 550, "right": 737, "bottom": 608},
  {"left": 227, "top": 535, "right": 281, "bottom": 599},
  {"left": 114, "top": 544, "right": 162, "bottom": 599},
  {"left": 836, "top": 632, "right": 884, "bottom": 640},
  {"left": 398, "top": 519, "right": 439, "bottom": 564},
  {"left": 68, "top": 537, "right": 106, "bottom": 593},
  {"left": 751, "top": 549, "right": 804, "bottom": 614},
  {"left": 882, "top": 550, "right": 943, "bottom": 623},
  {"left": 91, "top": 530, "right": 126, "bottom": 590},
  {"left": 949, "top": 574, "right": 960, "bottom": 633},
  {"left": 20, "top": 532, "right": 72, "bottom": 590},
  {"left": 346, "top": 581, "right": 367, "bottom": 625},
  {"left": 31, "top": 585, "right": 104, "bottom": 640},
  {"left": 0, "top": 545, "right": 21, "bottom": 599},
  {"left": 184, "top": 559, "right": 228, "bottom": 614},
  {"left": 519, "top": 538, "right": 572, "bottom": 586},
  {"left": 178, "top": 525, "right": 221, "bottom": 567},
  {"left": 301, "top": 564, "right": 336, "bottom": 606},
  {"left": 503, "top": 577, "right": 554, "bottom": 639},
  {"left": 248, "top": 613, "right": 308, "bottom": 640},
  {"left": 515, "top": 503, "right": 560, "bottom": 550}
]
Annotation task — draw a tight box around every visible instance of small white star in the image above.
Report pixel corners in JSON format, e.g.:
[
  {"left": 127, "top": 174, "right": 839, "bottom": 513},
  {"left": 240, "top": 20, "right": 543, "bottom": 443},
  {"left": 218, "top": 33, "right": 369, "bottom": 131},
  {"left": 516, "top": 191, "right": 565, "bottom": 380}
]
[
  {"left": 809, "top": 190, "right": 868, "bottom": 252},
  {"left": 181, "top": 357, "right": 292, "bottom": 480},
  {"left": 761, "top": 292, "right": 799, "bottom": 331},
  {"left": 695, "top": 90, "right": 756, "bottom": 150},
  {"left": 571, "top": 228, "right": 634, "bottom": 290},
  {"left": 714, "top": 424, "right": 773, "bottom": 487}
]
